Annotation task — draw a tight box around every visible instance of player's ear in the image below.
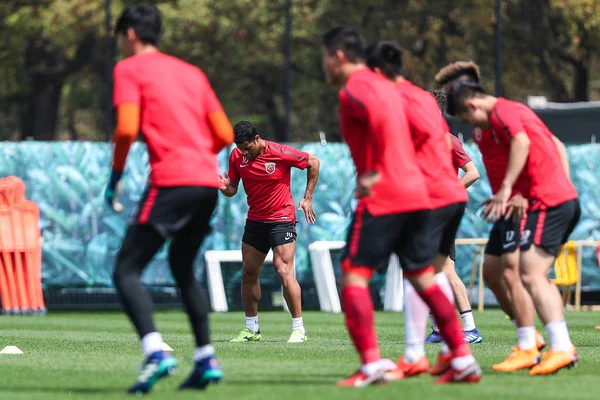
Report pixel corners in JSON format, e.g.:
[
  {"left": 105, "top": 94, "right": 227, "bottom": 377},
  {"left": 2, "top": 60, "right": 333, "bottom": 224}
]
[
  {"left": 254, "top": 135, "right": 260, "bottom": 142},
  {"left": 126, "top": 27, "right": 137, "bottom": 42},
  {"left": 335, "top": 49, "right": 346, "bottom": 63}
]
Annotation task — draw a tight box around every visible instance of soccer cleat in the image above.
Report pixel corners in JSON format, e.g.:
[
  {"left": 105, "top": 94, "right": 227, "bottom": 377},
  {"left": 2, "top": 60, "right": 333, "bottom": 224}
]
[
  {"left": 464, "top": 328, "right": 483, "bottom": 344},
  {"left": 287, "top": 329, "right": 308, "bottom": 343},
  {"left": 230, "top": 328, "right": 262, "bottom": 342},
  {"left": 386, "top": 355, "right": 430, "bottom": 380},
  {"left": 492, "top": 347, "right": 540, "bottom": 372},
  {"left": 337, "top": 359, "right": 396, "bottom": 387},
  {"left": 430, "top": 352, "right": 452, "bottom": 376},
  {"left": 425, "top": 330, "right": 443, "bottom": 343},
  {"left": 536, "top": 331, "right": 547, "bottom": 350},
  {"left": 529, "top": 346, "right": 578, "bottom": 376},
  {"left": 179, "top": 356, "right": 223, "bottom": 390},
  {"left": 435, "top": 361, "right": 482, "bottom": 384},
  {"left": 127, "top": 351, "right": 178, "bottom": 394}
]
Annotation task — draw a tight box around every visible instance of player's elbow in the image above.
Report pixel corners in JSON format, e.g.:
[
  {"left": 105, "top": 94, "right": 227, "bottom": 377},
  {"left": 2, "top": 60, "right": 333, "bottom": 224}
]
[{"left": 307, "top": 155, "right": 320, "bottom": 172}]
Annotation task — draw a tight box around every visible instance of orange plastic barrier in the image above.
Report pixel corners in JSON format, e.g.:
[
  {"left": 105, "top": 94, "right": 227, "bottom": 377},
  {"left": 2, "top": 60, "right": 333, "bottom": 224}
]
[{"left": 0, "top": 176, "right": 45, "bottom": 315}]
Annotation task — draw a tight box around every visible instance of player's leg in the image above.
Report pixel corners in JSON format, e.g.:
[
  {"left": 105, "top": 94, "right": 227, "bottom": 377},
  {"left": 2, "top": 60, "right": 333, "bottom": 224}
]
[
  {"left": 231, "top": 221, "right": 268, "bottom": 342},
  {"left": 270, "top": 223, "right": 305, "bottom": 342},
  {"left": 523, "top": 201, "right": 580, "bottom": 375}
]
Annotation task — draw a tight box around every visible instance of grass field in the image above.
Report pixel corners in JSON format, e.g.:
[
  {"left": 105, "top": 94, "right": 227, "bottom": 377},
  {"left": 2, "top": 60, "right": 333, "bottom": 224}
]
[{"left": 0, "top": 310, "right": 599, "bottom": 400}]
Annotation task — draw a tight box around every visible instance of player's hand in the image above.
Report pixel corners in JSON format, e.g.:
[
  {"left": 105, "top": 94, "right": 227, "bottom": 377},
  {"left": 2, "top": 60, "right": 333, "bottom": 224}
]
[
  {"left": 483, "top": 184, "right": 511, "bottom": 222},
  {"left": 105, "top": 170, "right": 124, "bottom": 212},
  {"left": 505, "top": 193, "right": 528, "bottom": 222},
  {"left": 298, "top": 197, "right": 317, "bottom": 223},
  {"left": 218, "top": 172, "right": 230, "bottom": 191},
  {"left": 354, "top": 170, "right": 380, "bottom": 199}
]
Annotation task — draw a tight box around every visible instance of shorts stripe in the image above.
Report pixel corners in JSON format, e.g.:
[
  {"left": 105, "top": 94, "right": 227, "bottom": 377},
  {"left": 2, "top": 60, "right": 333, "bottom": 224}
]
[
  {"left": 138, "top": 187, "right": 159, "bottom": 224},
  {"left": 349, "top": 203, "right": 366, "bottom": 257},
  {"left": 533, "top": 208, "right": 547, "bottom": 246}
]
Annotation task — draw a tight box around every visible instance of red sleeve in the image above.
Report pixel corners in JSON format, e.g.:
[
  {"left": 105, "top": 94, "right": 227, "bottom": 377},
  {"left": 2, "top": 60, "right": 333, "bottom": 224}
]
[
  {"left": 228, "top": 151, "right": 241, "bottom": 185},
  {"left": 113, "top": 61, "right": 141, "bottom": 107},
  {"left": 449, "top": 134, "right": 472, "bottom": 169},
  {"left": 273, "top": 143, "right": 309, "bottom": 170},
  {"left": 492, "top": 102, "right": 526, "bottom": 138}
]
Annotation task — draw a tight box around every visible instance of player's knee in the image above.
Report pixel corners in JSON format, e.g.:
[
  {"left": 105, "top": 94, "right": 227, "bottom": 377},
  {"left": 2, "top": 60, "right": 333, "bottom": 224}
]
[
  {"left": 242, "top": 266, "right": 260, "bottom": 283},
  {"left": 273, "top": 261, "right": 295, "bottom": 284},
  {"left": 482, "top": 263, "right": 501, "bottom": 288},
  {"left": 519, "top": 269, "right": 537, "bottom": 290}
]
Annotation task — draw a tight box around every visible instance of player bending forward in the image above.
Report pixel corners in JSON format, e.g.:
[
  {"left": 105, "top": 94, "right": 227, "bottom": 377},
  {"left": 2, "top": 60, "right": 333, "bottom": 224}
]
[
  {"left": 220, "top": 121, "right": 320, "bottom": 343},
  {"left": 107, "top": 5, "right": 234, "bottom": 394}
]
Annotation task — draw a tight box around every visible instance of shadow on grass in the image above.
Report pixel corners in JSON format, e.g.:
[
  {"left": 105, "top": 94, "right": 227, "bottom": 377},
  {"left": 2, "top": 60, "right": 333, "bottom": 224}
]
[{"left": 3, "top": 387, "right": 124, "bottom": 394}]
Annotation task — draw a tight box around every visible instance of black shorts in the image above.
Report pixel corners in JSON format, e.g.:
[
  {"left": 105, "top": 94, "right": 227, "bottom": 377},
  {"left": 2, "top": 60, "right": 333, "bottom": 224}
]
[
  {"left": 521, "top": 199, "right": 581, "bottom": 257},
  {"left": 341, "top": 205, "right": 437, "bottom": 275},
  {"left": 134, "top": 186, "right": 218, "bottom": 238},
  {"left": 427, "top": 202, "right": 466, "bottom": 260},
  {"left": 485, "top": 218, "right": 520, "bottom": 256},
  {"left": 242, "top": 220, "right": 296, "bottom": 255},
  {"left": 448, "top": 243, "right": 456, "bottom": 261}
]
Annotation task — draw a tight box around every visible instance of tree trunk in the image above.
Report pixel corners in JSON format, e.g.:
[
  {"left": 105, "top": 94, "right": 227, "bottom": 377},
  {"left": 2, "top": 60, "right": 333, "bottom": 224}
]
[{"left": 22, "top": 76, "right": 64, "bottom": 140}]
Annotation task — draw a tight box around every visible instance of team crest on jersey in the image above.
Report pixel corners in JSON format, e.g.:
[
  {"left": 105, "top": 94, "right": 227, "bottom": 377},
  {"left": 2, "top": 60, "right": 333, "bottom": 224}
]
[
  {"left": 240, "top": 156, "right": 249, "bottom": 167},
  {"left": 265, "top": 162, "right": 276, "bottom": 174},
  {"left": 474, "top": 128, "right": 482, "bottom": 142}
]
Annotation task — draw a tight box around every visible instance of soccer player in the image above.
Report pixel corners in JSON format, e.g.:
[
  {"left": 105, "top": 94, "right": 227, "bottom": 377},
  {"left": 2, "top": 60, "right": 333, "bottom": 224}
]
[
  {"left": 447, "top": 82, "right": 580, "bottom": 375},
  {"left": 107, "top": 5, "right": 233, "bottom": 394},
  {"left": 425, "top": 89, "right": 483, "bottom": 345},
  {"left": 219, "top": 121, "right": 320, "bottom": 343},
  {"left": 322, "top": 28, "right": 481, "bottom": 386},
  {"left": 435, "top": 62, "right": 548, "bottom": 362},
  {"left": 364, "top": 41, "right": 479, "bottom": 379}
]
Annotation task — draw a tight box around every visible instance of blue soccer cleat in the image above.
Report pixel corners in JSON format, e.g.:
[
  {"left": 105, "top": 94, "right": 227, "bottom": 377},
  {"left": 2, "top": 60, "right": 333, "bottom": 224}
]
[
  {"left": 425, "top": 330, "right": 443, "bottom": 343},
  {"left": 127, "top": 351, "right": 178, "bottom": 395},
  {"left": 178, "top": 356, "right": 223, "bottom": 390},
  {"left": 464, "top": 328, "right": 483, "bottom": 344}
]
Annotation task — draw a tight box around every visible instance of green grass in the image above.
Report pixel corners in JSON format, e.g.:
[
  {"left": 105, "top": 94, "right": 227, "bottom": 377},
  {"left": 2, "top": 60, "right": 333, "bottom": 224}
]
[{"left": 0, "top": 310, "right": 599, "bottom": 399}]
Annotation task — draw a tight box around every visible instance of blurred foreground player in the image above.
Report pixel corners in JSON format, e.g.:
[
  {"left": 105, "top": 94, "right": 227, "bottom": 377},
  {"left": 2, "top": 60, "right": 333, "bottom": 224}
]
[
  {"left": 107, "top": 5, "right": 233, "bottom": 394},
  {"left": 322, "top": 28, "right": 480, "bottom": 387},
  {"left": 220, "top": 121, "right": 320, "bottom": 343},
  {"left": 365, "top": 41, "right": 476, "bottom": 380},
  {"left": 448, "top": 82, "right": 580, "bottom": 375}
]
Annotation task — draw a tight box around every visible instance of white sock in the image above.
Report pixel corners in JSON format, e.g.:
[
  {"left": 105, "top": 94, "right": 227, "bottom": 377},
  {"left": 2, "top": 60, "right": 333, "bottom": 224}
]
[
  {"left": 460, "top": 311, "right": 476, "bottom": 331},
  {"left": 246, "top": 316, "right": 259, "bottom": 333},
  {"left": 361, "top": 359, "right": 396, "bottom": 375},
  {"left": 440, "top": 342, "right": 450, "bottom": 355},
  {"left": 546, "top": 320, "right": 573, "bottom": 352},
  {"left": 517, "top": 326, "right": 536, "bottom": 350},
  {"left": 292, "top": 317, "right": 305, "bottom": 334},
  {"left": 194, "top": 344, "right": 216, "bottom": 362},
  {"left": 403, "top": 279, "right": 428, "bottom": 362},
  {"left": 430, "top": 314, "right": 439, "bottom": 332},
  {"left": 141, "top": 332, "right": 164, "bottom": 356},
  {"left": 451, "top": 354, "right": 476, "bottom": 370}
]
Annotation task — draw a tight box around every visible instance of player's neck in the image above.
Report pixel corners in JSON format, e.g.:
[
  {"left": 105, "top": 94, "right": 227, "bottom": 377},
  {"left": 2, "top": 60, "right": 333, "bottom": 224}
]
[
  {"left": 483, "top": 96, "right": 499, "bottom": 121},
  {"left": 132, "top": 43, "right": 159, "bottom": 56},
  {"left": 257, "top": 139, "right": 267, "bottom": 156},
  {"left": 340, "top": 63, "right": 367, "bottom": 85}
]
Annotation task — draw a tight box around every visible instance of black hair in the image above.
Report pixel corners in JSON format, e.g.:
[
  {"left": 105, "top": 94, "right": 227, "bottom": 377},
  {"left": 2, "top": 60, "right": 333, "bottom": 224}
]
[
  {"left": 428, "top": 90, "right": 447, "bottom": 112},
  {"left": 115, "top": 5, "right": 162, "bottom": 46},
  {"left": 233, "top": 121, "right": 258, "bottom": 144},
  {"left": 366, "top": 41, "right": 404, "bottom": 80},
  {"left": 446, "top": 82, "right": 488, "bottom": 116},
  {"left": 322, "top": 26, "right": 366, "bottom": 63},
  {"left": 435, "top": 61, "right": 481, "bottom": 87}
]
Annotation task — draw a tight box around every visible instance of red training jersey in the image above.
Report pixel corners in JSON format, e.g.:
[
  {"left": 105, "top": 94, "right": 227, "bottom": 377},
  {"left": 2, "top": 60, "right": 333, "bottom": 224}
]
[
  {"left": 489, "top": 98, "right": 577, "bottom": 207},
  {"left": 339, "top": 68, "right": 430, "bottom": 216},
  {"left": 228, "top": 141, "right": 309, "bottom": 222},
  {"left": 113, "top": 52, "right": 224, "bottom": 188},
  {"left": 449, "top": 134, "right": 472, "bottom": 170},
  {"left": 396, "top": 80, "right": 467, "bottom": 208}
]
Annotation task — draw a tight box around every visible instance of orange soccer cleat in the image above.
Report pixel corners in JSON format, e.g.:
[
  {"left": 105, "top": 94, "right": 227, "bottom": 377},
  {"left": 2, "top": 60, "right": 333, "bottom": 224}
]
[
  {"left": 536, "top": 331, "right": 547, "bottom": 351},
  {"left": 529, "top": 346, "right": 578, "bottom": 376},
  {"left": 385, "top": 355, "right": 429, "bottom": 380},
  {"left": 435, "top": 361, "right": 482, "bottom": 384},
  {"left": 492, "top": 347, "right": 540, "bottom": 372},
  {"left": 430, "top": 352, "right": 452, "bottom": 376}
]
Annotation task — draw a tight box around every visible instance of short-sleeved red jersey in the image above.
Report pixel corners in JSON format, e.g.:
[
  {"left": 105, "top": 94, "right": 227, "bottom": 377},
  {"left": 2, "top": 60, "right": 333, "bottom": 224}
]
[
  {"left": 339, "top": 69, "right": 430, "bottom": 216},
  {"left": 113, "top": 52, "right": 224, "bottom": 188},
  {"left": 449, "top": 134, "right": 472, "bottom": 170},
  {"left": 396, "top": 81, "right": 467, "bottom": 208},
  {"left": 228, "top": 141, "right": 309, "bottom": 222},
  {"left": 489, "top": 98, "right": 577, "bottom": 207}
]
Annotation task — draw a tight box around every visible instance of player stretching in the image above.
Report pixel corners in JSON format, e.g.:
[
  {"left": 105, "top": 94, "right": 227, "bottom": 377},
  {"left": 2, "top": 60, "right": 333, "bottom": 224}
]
[
  {"left": 322, "top": 28, "right": 481, "bottom": 386},
  {"left": 425, "top": 89, "right": 482, "bottom": 345},
  {"left": 220, "top": 121, "right": 320, "bottom": 343},
  {"left": 448, "top": 83, "right": 580, "bottom": 375},
  {"left": 107, "top": 5, "right": 233, "bottom": 394},
  {"left": 436, "top": 62, "right": 552, "bottom": 363},
  {"left": 364, "top": 41, "right": 478, "bottom": 380}
]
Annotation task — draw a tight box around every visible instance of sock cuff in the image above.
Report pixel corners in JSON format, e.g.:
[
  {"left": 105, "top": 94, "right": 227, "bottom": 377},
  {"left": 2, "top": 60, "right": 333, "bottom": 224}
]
[{"left": 459, "top": 310, "right": 473, "bottom": 315}]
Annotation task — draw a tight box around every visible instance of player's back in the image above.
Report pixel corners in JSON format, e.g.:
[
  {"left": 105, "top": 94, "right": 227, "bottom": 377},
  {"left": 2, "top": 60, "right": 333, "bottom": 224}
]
[
  {"left": 114, "top": 52, "right": 221, "bottom": 188},
  {"left": 396, "top": 81, "right": 467, "bottom": 208},
  {"left": 339, "top": 68, "right": 430, "bottom": 216}
]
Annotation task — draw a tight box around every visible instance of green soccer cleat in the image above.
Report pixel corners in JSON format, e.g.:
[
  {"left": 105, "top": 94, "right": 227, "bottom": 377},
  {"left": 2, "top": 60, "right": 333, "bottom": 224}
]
[
  {"left": 230, "top": 328, "right": 262, "bottom": 342},
  {"left": 287, "top": 329, "right": 307, "bottom": 343}
]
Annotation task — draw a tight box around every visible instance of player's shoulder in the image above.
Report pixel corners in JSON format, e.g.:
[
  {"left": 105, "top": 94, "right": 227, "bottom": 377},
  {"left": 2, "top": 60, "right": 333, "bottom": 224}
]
[
  {"left": 114, "top": 56, "right": 139, "bottom": 76},
  {"left": 229, "top": 147, "right": 242, "bottom": 159},
  {"left": 340, "top": 69, "right": 379, "bottom": 101}
]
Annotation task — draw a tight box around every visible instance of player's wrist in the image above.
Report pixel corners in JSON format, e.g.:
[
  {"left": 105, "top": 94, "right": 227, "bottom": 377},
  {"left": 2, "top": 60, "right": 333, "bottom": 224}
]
[{"left": 303, "top": 195, "right": 313, "bottom": 201}]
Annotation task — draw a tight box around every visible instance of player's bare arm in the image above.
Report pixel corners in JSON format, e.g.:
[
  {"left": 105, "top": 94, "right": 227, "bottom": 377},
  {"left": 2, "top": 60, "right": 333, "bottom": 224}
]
[
  {"left": 219, "top": 172, "right": 238, "bottom": 197},
  {"left": 459, "top": 161, "right": 480, "bottom": 189},
  {"left": 298, "top": 154, "right": 320, "bottom": 224},
  {"left": 551, "top": 135, "right": 570, "bottom": 180}
]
